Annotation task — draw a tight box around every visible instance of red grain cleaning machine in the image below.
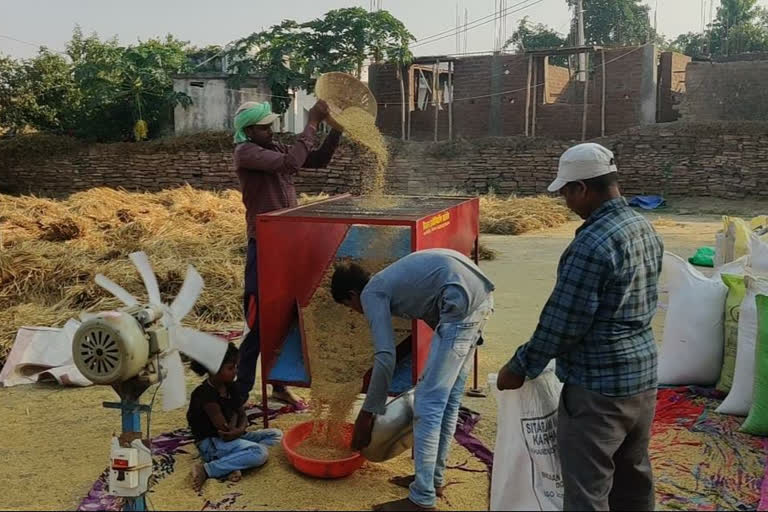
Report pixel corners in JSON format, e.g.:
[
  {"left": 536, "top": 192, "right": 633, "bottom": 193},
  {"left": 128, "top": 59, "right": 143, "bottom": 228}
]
[{"left": 255, "top": 194, "right": 481, "bottom": 427}]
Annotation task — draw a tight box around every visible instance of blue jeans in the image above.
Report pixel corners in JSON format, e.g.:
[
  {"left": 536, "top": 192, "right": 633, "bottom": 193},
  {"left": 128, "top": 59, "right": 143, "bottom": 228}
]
[
  {"left": 236, "top": 238, "right": 285, "bottom": 405},
  {"left": 410, "top": 295, "right": 493, "bottom": 508},
  {"left": 198, "top": 429, "right": 283, "bottom": 479}
]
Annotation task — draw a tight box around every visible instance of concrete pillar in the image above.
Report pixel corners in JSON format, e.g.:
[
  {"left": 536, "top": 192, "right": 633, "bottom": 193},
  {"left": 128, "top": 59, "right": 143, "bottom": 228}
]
[{"left": 640, "top": 45, "right": 659, "bottom": 125}]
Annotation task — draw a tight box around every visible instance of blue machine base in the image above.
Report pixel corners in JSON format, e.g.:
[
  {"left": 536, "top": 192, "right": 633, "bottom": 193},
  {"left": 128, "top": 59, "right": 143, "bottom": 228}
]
[{"left": 268, "top": 322, "right": 309, "bottom": 384}]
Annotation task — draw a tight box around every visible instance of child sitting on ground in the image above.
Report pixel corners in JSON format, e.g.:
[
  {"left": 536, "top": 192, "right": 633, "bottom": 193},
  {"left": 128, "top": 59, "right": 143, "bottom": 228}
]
[{"left": 188, "top": 342, "right": 282, "bottom": 491}]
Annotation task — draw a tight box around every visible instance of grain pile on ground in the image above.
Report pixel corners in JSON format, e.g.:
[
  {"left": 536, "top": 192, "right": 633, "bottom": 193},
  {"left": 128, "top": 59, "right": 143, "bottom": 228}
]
[{"left": 479, "top": 194, "right": 572, "bottom": 235}]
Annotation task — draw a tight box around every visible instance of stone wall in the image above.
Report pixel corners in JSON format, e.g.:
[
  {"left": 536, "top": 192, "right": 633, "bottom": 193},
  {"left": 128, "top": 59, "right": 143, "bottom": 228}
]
[
  {"left": 3, "top": 122, "right": 768, "bottom": 199},
  {"left": 0, "top": 133, "right": 369, "bottom": 197}
]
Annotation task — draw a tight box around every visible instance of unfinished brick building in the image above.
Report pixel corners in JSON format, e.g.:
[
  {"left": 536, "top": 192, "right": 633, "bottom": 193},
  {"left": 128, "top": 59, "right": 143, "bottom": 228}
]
[{"left": 369, "top": 45, "right": 684, "bottom": 142}]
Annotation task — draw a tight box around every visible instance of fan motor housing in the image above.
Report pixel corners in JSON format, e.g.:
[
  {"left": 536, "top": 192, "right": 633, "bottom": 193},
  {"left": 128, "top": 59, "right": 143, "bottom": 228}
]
[{"left": 73, "top": 312, "right": 150, "bottom": 385}]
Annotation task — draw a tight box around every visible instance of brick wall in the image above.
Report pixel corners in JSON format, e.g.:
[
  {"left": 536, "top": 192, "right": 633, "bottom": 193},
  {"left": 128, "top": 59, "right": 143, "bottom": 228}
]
[
  {"left": 3, "top": 122, "right": 768, "bottom": 200},
  {"left": 679, "top": 59, "right": 768, "bottom": 121},
  {"left": 658, "top": 52, "right": 691, "bottom": 122},
  {"left": 370, "top": 46, "right": 657, "bottom": 141},
  {"left": 546, "top": 64, "right": 571, "bottom": 103}
]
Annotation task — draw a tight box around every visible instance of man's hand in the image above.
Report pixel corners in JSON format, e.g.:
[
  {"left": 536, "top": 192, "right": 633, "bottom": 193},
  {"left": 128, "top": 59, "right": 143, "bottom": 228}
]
[
  {"left": 351, "top": 410, "right": 375, "bottom": 451},
  {"left": 308, "top": 100, "right": 330, "bottom": 126},
  {"left": 497, "top": 364, "right": 525, "bottom": 391}
]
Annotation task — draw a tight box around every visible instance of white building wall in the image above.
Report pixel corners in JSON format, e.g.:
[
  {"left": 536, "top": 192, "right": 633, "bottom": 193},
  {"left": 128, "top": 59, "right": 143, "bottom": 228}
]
[{"left": 173, "top": 74, "right": 272, "bottom": 134}]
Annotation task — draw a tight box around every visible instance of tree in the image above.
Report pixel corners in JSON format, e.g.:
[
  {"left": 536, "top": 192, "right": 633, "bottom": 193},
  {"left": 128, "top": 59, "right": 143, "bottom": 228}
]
[
  {"left": 226, "top": 20, "right": 311, "bottom": 115},
  {"left": 566, "top": 0, "right": 654, "bottom": 47},
  {"left": 0, "top": 50, "right": 79, "bottom": 135},
  {"left": 66, "top": 28, "right": 192, "bottom": 141},
  {"left": 185, "top": 45, "right": 226, "bottom": 73},
  {"left": 710, "top": 0, "right": 768, "bottom": 55},
  {"left": 0, "top": 55, "right": 34, "bottom": 134},
  {"left": 669, "top": 32, "right": 709, "bottom": 57},
  {"left": 226, "top": 8, "right": 414, "bottom": 114},
  {"left": 504, "top": 17, "right": 569, "bottom": 66},
  {"left": 669, "top": 0, "right": 768, "bottom": 57}
]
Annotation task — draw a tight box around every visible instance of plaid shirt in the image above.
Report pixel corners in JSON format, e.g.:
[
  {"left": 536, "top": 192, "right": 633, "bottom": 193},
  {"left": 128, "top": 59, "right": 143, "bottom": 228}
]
[{"left": 507, "top": 197, "right": 664, "bottom": 397}]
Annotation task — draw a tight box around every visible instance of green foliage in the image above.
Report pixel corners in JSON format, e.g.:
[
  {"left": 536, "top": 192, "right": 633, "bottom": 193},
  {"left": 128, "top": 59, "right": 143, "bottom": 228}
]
[
  {"left": 185, "top": 45, "right": 225, "bottom": 73},
  {"left": 0, "top": 27, "right": 192, "bottom": 142},
  {"left": 567, "top": 0, "right": 654, "bottom": 47},
  {"left": 669, "top": 0, "right": 768, "bottom": 57},
  {"left": 504, "top": 17, "right": 569, "bottom": 66},
  {"left": 226, "top": 20, "right": 312, "bottom": 114},
  {"left": 226, "top": 8, "right": 413, "bottom": 114},
  {"left": 0, "top": 50, "right": 79, "bottom": 135},
  {"left": 66, "top": 28, "right": 192, "bottom": 141}
]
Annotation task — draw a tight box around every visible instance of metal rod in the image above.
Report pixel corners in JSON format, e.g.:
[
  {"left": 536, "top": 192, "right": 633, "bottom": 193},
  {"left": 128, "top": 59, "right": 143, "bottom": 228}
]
[
  {"left": 472, "top": 236, "right": 480, "bottom": 391},
  {"left": 576, "top": 0, "right": 586, "bottom": 81},
  {"left": 582, "top": 53, "right": 590, "bottom": 141},
  {"left": 262, "top": 368, "right": 270, "bottom": 429},
  {"left": 601, "top": 49, "right": 606, "bottom": 136},
  {"left": 448, "top": 61, "right": 454, "bottom": 141},
  {"left": 433, "top": 61, "right": 439, "bottom": 142},
  {"left": 532, "top": 57, "right": 538, "bottom": 137},
  {"left": 525, "top": 55, "right": 532, "bottom": 136}
]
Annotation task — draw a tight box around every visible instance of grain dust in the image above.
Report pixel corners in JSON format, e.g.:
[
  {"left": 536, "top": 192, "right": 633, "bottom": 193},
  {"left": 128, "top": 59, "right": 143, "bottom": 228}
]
[{"left": 297, "top": 228, "right": 411, "bottom": 459}]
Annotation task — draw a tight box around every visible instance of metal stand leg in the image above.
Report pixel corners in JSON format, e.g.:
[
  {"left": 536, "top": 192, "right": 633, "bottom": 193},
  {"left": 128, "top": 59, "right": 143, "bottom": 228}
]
[
  {"left": 466, "top": 348, "right": 486, "bottom": 398},
  {"left": 124, "top": 496, "right": 147, "bottom": 511},
  {"left": 103, "top": 399, "right": 150, "bottom": 512},
  {"left": 262, "top": 379, "right": 270, "bottom": 429}
]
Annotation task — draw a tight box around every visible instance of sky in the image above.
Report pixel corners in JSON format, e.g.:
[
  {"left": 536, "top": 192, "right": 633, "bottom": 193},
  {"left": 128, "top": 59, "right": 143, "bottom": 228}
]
[{"left": 2, "top": 0, "right": 768, "bottom": 60}]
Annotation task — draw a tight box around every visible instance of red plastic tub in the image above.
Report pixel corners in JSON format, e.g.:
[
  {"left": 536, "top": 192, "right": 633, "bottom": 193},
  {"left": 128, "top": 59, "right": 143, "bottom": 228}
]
[{"left": 282, "top": 421, "right": 365, "bottom": 479}]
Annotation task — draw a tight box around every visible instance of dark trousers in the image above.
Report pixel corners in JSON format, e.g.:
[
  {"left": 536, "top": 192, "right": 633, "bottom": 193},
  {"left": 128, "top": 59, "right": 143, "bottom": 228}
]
[
  {"left": 558, "top": 385, "right": 657, "bottom": 511},
  {"left": 235, "top": 238, "right": 284, "bottom": 405}
]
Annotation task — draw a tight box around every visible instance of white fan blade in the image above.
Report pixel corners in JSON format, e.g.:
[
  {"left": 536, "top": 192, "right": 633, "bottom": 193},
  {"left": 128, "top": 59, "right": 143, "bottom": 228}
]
[
  {"left": 161, "top": 351, "right": 187, "bottom": 411},
  {"left": 95, "top": 274, "right": 139, "bottom": 307},
  {"left": 63, "top": 319, "right": 81, "bottom": 340},
  {"left": 169, "top": 265, "right": 203, "bottom": 322},
  {"left": 129, "top": 251, "right": 162, "bottom": 306},
  {"left": 175, "top": 327, "right": 228, "bottom": 374}
]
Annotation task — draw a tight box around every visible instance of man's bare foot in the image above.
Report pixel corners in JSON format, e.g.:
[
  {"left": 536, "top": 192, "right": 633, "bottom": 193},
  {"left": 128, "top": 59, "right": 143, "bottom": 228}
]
[
  {"left": 372, "top": 498, "right": 436, "bottom": 511},
  {"left": 191, "top": 463, "right": 207, "bottom": 492},
  {"left": 389, "top": 475, "right": 444, "bottom": 498},
  {"left": 272, "top": 388, "right": 307, "bottom": 409},
  {"left": 227, "top": 470, "right": 242, "bottom": 483}
]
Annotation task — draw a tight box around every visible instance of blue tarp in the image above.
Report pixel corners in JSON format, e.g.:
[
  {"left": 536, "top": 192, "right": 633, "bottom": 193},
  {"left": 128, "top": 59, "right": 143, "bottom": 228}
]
[{"left": 628, "top": 195, "right": 666, "bottom": 210}]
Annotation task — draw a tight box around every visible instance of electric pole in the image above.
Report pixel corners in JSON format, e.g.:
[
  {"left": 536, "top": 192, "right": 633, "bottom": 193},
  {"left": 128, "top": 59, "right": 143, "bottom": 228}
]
[{"left": 576, "top": 0, "right": 586, "bottom": 81}]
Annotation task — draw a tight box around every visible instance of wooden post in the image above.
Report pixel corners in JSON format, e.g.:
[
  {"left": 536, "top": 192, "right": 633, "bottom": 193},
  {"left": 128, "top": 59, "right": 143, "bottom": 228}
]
[
  {"left": 407, "top": 66, "right": 413, "bottom": 141},
  {"left": 532, "top": 57, "right": 538, "bottom": 137},
  {"left": 601, "top": 49, "right": 606, "bottom": 137},
  {"left": 581, "top": 52, "right": 590, "bottom": 141},
  {"left": 543, "top": 56, "right": 549, "bottom": 105},
  {"left": 433, "top": 61, "right": 439, "bottom": 142},
  {"left": 448, "top": 61, "right": 454, "bottom": 141},
  {"left": 525, "top": 54, "right": 533, "bottom": 136}
]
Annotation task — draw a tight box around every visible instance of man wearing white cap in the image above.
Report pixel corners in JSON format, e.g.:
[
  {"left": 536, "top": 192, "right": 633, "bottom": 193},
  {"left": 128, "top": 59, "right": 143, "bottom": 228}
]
[{"left": 497, "top": 143, "right": 664, "bottom": 511}]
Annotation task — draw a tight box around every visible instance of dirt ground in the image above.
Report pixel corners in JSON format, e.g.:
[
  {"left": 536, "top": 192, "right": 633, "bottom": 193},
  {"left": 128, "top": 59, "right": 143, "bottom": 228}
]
[{"left": 0, "top": 204, "right": 724, "bottom": 511}]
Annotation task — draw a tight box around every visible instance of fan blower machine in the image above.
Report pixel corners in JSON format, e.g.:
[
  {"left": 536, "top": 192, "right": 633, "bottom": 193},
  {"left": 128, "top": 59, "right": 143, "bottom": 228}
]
[{"left": 71, "top": 251, "right": 228, "bottom": 511}]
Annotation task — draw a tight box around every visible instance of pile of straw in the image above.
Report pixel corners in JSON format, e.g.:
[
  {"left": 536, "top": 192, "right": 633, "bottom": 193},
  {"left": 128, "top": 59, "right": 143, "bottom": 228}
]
[
  {"left": 479, "top": 194, "right": 572, "bottom": 235},
  {"left": 0, "top": 186, "right": 247, "bottom": 364},
  {"left": 0, "top": 189, "right": 570, "bottom": 365}
]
